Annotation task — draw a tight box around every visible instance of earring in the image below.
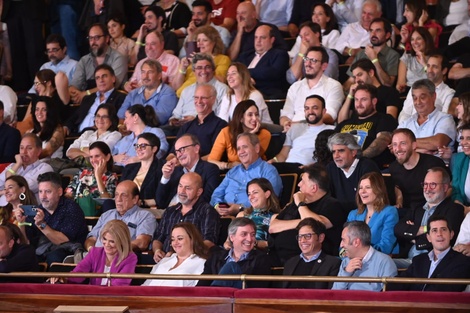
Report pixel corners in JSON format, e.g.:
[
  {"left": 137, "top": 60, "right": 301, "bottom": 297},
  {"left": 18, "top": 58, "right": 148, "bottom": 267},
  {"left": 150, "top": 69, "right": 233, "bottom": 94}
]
[{"left": 19, "top": 193, "right": 26, "bottom": 201}]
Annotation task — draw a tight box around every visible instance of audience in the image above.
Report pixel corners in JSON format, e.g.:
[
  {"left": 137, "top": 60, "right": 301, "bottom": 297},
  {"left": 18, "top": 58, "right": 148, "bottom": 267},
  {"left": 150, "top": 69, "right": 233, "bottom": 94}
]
[{"left": 0, "top": 176, "right": 37, "bottom": 225}]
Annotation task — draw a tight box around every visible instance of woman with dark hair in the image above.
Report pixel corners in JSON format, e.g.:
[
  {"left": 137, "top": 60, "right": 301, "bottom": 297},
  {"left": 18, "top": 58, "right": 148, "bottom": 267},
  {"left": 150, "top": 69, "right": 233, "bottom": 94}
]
[
  {"left": 218, "top": 63, "right": 272, "bottom": 124},
  {"left": 66, "top": 104, "right": 122, "bottom": 160},
  {"left": 121, "top": 132, "right": 162, "bottom": 207},
  {"left": 142, "top": 222, "right": 208, "bottom": 287},
  {"left": 313, "top": 129, "right": 335, "bottom": 166},
  {"left": 107, "top": 14, "right": 136, "bottom": 66},
  {"left": 396, "top": 27, "right": 435, "bottom": 94},
  {"left": 65, "top": 141, "right": 118, "bottom": 216},
  {"left": 113, "top": 104, "right": 168, "bottom": 166},
  {"left": 1, "top": 176, "right": 37, "bottom": 225},
  {"left": 208, "top": 100, "right": 271, "bottom": 170},
  {"left": 29, "top": 96, "right": 64, "bottom": 159},
  {"left": 347, "top": 172, "right": 399, "bottom": 254}
]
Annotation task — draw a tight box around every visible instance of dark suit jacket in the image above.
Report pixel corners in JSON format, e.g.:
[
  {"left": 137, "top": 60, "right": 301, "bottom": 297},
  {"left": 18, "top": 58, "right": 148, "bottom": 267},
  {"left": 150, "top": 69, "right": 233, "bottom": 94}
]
[
  {"left": 389, "top": 249, "right": 470, "bottom": 292},
  {"left": 155, "top": 160, "right": 220, "bottom": 208},
  {"left": 121, "top": 158, "right": 163, "bottom": 202},
  {"left": 282, "top": 251, "right": 341, "bottom": 289},
  {"left": 237, "top": 48, "right": 290, "bottom": 99},
  {"left": 394, "top": 197, "right": 464, "bottom": 257},
  {"left": 65, "top": 89, "right": 126, "bottom": 134},
  {"left": 0, "top": 122, "right": 21, "bottom": 163}
]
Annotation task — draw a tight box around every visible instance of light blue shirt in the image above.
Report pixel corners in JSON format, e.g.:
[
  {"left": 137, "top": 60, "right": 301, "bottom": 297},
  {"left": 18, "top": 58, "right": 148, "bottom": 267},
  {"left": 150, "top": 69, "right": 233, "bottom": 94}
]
[
  {"left": 113, "top": 126, "right": 169, "bottom": 163},
  {"left": 118, "top": 83, "right": 178, "bottom": 125},
  {"left": 428, "top": 247, "right": 451, "bottom": 278},
  {"left": 300, "top": 250, "right": 322, "bottom": 263},
  {"left": 210, "top": 158, "right": 282, "bottom": 208},
  {"left": 78, "top": 88, "right": 115, "bottom": 132},
  {"left": 28, "top": 55, "right": 77, "bottom": 94},
  {"left": 225, "top": 249, "right": 250, "bottom": 263}
]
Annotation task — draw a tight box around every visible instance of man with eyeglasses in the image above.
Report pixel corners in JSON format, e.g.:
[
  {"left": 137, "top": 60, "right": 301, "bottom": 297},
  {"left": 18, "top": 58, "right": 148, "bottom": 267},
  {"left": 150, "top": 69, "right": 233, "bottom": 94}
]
[
  {"left": 117, "top": 59, "right": 178, "bottom": 126},
  {"left": 282, "top": 218, "right": 341, "bottom": 289},
  {"left": 167, "top": 53, "right": 228, "bottom": 134},
  {"left": 236, "top": 25, "right": 289, "bottom": 100},
  {"left": 64, "top": 64, "right": 126, "bottom": 136},
  {"left": 287, "top": 21, "right": 339, "bottom": 84},
  {"left": 394, "top": 167, "right": 464, "bottom": 269},
  {"left": 269, "top": 164, "right": 345, "bottom": 265},
  {"left": 155, "top": 133, "right": 220, "bottom": 209},
  {"left": 27, "top": 34, "right": 77, "bottom": 95},
  {"left": 280, "top": 46, "right": 344, "bottom": 132},
  {"left": 69, "top": 23, "right": 127, "bottom": 104}
]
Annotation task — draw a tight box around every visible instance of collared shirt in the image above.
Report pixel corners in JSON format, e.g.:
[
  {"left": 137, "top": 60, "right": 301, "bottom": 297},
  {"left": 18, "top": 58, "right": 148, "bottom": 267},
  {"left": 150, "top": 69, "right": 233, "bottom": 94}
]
[
  {"left": 300, "top": 250, "right": 322, "bottom": 263},
  {"left": 255, "top": 0, "right": 293, "bottom": 28},
  {"left": 248, "top": 51, "right": 268, "bottom": 69},
  {"left": 428, "top": 247, "right": 451, "bottom": 278},
  {"left": 66, "top": 130, "right": 122, "bottom": 154},
  {"left": 347, "top": 45, "right": 400, "bottom": 77},
  {"left": 117, "top": 83, "right": 178, "bottom": 125},
  {"left": 334, "top": 22, "right": 369, "bottom": 53},
  {"left": 341, "top": 158, "right": 360, "bottom": 178},
  {"left": 218, "top": 90, "right": 273, "bottom": 124},
  {"left": 0, "top": 160, "right": 54, "bottom": 206},
  {"left": 28, "top": 55, "right": 78, "bottom": 94},
  {"left": 129, "top": 52, "right": 180, "bottom": 86},
  {"left": 225, "top": 249, "right": 250, "bottom": 263},
  {"left": 154, "top": 200, "right": 220, "bottom": 252},
  {"left": 281, "top": 74, "right": 344, "bottom": 122},
  {"left": 407, "top": 200, "right": 442, "bottom": 258},
  {"left": 79, "top": 88, "right": 115, "bottom": 132},
  {"left": 87, "top": 205, "right": 157, "bottom": 247},
  {"left": 210, "top": 158, "right": 282, "bottom": 208}
]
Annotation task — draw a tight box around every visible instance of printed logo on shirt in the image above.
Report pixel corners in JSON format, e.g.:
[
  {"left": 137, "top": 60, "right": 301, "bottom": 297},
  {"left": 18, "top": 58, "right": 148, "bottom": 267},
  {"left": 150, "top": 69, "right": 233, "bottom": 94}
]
[{"left": 212, "top": 8, "right": 223, "bottom": 17}]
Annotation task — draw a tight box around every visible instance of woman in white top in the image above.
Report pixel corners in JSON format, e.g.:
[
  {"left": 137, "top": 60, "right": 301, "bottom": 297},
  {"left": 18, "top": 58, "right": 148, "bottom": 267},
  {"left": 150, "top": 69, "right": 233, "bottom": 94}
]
[
  {"left": 218, "top": 63, "right": 272, "bottom": 124},
  {"left": 107, "top": 14, "right": 136, "bottom": 66},
  {"left": 142, "top": 222, "right": 208, "bottom": 287}
]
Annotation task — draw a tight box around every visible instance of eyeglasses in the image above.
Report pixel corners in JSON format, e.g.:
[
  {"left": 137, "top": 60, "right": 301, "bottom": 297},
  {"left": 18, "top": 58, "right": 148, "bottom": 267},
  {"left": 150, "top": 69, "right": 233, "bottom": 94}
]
[
  {"left": 175, "top": 143, "right": 196, "bottom": 155},
  {"left": 45, "top": 48, "right": 61, "bottom": 54},
  {"left": 94, "top": 114, "right": 110, "bottom": 120},
  {"left": 296, "top": 233, "right": 317, "bottom": 241},
  {"left": 420, "top": 182, "right": 445, "bottom": 189},
  {"left": 302, "top": 56, "right": 320, "bottom": 64},
  {"left": 194, "top": 65, "right": 212, "bottom": 71},
  {"left": 134, "top": 143, "right": 154, "bottom": 150},
  {"left": 87, "top": 35, "right": 105, "bottom": 41},
  {"left": 33, "top": 81, "right": 47, "bottom": 87}
]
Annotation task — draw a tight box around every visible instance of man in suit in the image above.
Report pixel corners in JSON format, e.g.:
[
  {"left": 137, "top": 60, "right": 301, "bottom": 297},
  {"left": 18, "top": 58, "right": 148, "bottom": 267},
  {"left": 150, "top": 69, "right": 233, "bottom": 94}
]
[
  {"left": 155, "top": 134, "right": 220, "bottom": 209},
  {"left": 64, "top": 64, "right": 126, "bottom": 136},
  {"left": 390, "top": 215, "right": 470, "bottom": 292},
  {"left": 282, "top": 218, "right": 341, "bottom": 289},
  {"left": 237, "top": 24, "right": 290, "bottom": 99},
  {"left": 394, "top": 167, "right": 464, "bottom": 267}
]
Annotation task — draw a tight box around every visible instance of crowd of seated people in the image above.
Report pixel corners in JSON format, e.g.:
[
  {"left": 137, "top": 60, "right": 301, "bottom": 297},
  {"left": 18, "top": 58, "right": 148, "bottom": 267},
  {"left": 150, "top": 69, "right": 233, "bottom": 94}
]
[{"left": 2, "top": 0, "right": 470, "bottom": 292}]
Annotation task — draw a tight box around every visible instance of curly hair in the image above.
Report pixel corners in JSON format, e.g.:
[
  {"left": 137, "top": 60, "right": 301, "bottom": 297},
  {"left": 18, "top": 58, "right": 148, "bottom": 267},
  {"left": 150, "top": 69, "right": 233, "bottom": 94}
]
[{"left": 194, "top": 25, "right": 224, "bottom": 55}]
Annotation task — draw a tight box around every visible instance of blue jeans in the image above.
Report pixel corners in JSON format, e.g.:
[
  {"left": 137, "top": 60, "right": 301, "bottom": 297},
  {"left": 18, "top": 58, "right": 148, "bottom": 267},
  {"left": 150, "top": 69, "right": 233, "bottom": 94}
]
[{"left": 50, "top": 0, "right": 82, "bottom": 60}]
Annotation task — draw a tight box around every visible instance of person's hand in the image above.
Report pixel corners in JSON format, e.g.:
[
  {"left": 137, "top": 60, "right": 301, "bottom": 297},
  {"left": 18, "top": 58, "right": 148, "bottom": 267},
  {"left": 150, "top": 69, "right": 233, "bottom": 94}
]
[
  {"left": 400, "top": 25, "right": 409, "bottom": 44},
  {"left": 138, "top": 23, "right": 149, "bottom": 41},
  {"left": 299, "top": 38, "right": 310, "bottom": 54},
  {"left": 437, "top": 146, "right": 452, "bottom": 162},
  {"left": 364, "top": 45, "right": 377, "bottom": 61},
  {"left": 181, "top": 115, "right": 195, "bottom": 124},
  {"left": 48, "top": 277, "right": 66, "bottom": 284},
  {"left": 62, "top": 126, "right": 70, "bottom": 137},
  {"left": 162, "top": 158, "right": 178, "bottom": 179},
  {"left": 249, "top": 118, "right": 261, "bottom": 134},
  {"left": 396, "top": 83, "right": 407, "bottom": 94},
  {"left": 180, "top": 57, "right": 191, "bottom": 71},
  {"left": 236, "top": 13, "right": 247, "bottom": 33},
  {"left": 216, "top": 203, "right": 238, "bottom": 217},
  {"left": 169, "top": 118, "right": 182, "bottom": 127},
  {"left": 349, "top": 82, "right": 359, "bottom": 98},
  {"left": 124, "top": 79, "right": 138, "bottom": 92},
  {"left": 418, "top": 9, "right": 428, "bottom": 26},
  {"left": 454, "top": 244, "right": 470, "bottom": 256},
  {"left": 92, "top": 158, "right": 107, "bottom": 178},
  {"left": 223, "top": 238, "right": 232, "bottom": 250},
  {"left": 153, "top": 249, "right": 166, "bottom": 263},
  {"left": 33, "top": 208, "right": 45, "bottom": 226},
  {"left": 288, "top": 24, "right": 298, "bottom": 38},
  {"left": 187, "top": 21, "right": 197, "bottom": 39},
  {"left": 293, "top": 191, "right": 306, "bottom": 206},
  {"left": 14, "top": 153, "right": 23, "bottom": 167},
  {"left": 282, "top": 120, "right": 292, "bottom": 133},
  {"left": 345, "top": 257, "right": 363, "bottom": 273},
  {"left": 12, "top": 207, "right": 27, "bottom": 224},
  {"left": 71, "top": 90, "right": 86, "bottom": 104},
  {"left": 113, "top": 154, "right": 127, "bottom": 164}
]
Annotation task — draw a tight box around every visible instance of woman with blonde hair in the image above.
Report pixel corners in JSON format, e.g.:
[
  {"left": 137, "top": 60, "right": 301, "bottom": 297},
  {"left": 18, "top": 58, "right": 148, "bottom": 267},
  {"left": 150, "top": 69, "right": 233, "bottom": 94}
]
[
  {"left": 218, "top": 62, "right": 272, "bottom": 124},
  {"left": 50, "top": 220, "right": 137, "bottom": 286},
  {"left": 347, "top": 172, "right": 399, "bottom": 254}
]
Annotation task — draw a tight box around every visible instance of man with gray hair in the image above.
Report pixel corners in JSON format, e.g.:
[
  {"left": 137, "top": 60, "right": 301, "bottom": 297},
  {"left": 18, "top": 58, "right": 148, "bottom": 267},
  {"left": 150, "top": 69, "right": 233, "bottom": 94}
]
[
  {"left": 398, "top": 79, "right": 456, "bottom": 156},
  {"left": 168, "top": 53, "right": 228, "bottom": 131},
  {"left": 332, "top": 221, "right": 397, "bottom": 291},
  {"left": 326, "top": 132, "right": 380, "bottom": 212},
  {"left": 118, "top": 59, "right": 178, "bottom": 125}
]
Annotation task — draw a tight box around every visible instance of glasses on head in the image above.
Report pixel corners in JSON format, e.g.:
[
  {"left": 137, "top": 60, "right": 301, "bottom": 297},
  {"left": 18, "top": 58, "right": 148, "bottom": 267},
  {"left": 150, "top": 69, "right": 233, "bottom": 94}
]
[
  {"left": 296, "top": 233, "right": 317, "bottom": 241},
  {"left": 175, "top": 143, "right": 196, "bottom": 155},
  {"left": 94, "top": 114, "right": 110, "bottom": 120},
  {"left": 420, "top": 182, "right": 445, "bottom": 189},
  {"left": 87, "top": 35, "right": 105, "bottom": 41},
  {"left": 134, "top": 143, "right": 154, "bottom": 150},
  {"left": 33, "top": 81, "right": 47, "bottom": 87},
  {"left": 45, "top": 48, "right": 61, "bottom": 55},
  {"left": 302, "top": 56, "right": 320, "bottom": 64},
  {"left": 194, "top": 65, "right": 212, "bottom": 71}
]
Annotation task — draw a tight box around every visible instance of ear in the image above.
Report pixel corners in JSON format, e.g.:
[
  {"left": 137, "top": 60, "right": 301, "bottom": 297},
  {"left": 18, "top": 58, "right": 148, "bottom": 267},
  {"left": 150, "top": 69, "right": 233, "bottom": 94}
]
[
  {"left": 58, "top": 186, "right": 63, "bottom": 197},
  {"left": 63, "top": 46, "right": 68, "bottom": 54},
  {"left": 426, "top": 232, "right": 431, "bottom": 243},
  {"left": 450, "top": 230, "right": 454, "bottom": 241},
  {"left": 372, "top": 97, "right": 378, "bottom": 108},
  {"left": 270, "top": 36, "right": 275, "bottom": 45},
  {"left": 442, "top": 67, "right": 448, "bottom": 76},
  {"left": 8, "top": 238, "right": 14, "bottom": 249},
  {"left": 318, "top": 233, "right": 325, "bottom": 244},
  {"left": 321, "top": 62, "right": 328, "bottom": 72},
  {"left": 196, "top": 187, "right": 203, "bottom": 197},
  {"left": 151, "top": 146, "right": 158, "bottom": 155},
  {"left": 104, "top": 153, "right": 111, "bottom": 162},
  {"left": 264, "top": 189, "right": 271, "bottom": 199},
  {"left": 255, "top": 143, "right": 260, "bottom": 154}
]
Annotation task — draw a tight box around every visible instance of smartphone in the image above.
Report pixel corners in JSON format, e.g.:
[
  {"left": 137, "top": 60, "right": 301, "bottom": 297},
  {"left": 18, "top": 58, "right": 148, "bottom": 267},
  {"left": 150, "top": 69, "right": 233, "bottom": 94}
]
[
  {"left": 185, "top": 41, "right": 200, "bottom": 57},
  {"left": 20, "top": 204, "right": 39, "bottom": 217},
  {"left": 218, "top": 202, "right": 229, "bottom": 208}
]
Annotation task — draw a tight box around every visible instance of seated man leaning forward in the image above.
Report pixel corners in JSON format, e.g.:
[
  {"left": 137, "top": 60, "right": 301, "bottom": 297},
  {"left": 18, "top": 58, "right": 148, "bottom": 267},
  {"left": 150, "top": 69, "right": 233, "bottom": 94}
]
[
  {"left": 198, "top": 217, "right": 271, "bottom": 288},
  {"left": 84, "top": 180, "right": 157, "bottom": 254},
  {"left": 332, "top": 221, "right": 397, "bottom": 291},
  {"left": 211, "top": 132, "right": 282, "bottom": 216}
]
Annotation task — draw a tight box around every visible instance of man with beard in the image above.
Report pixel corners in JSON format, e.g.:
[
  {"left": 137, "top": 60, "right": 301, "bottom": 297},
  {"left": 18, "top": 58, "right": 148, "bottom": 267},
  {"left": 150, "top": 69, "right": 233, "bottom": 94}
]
[
  {"left": 269, "top": 95, "right": 334, "bottom": 170},
  {"left": 118, "top": 59, "right": 178, "bottom": 126},
  {"left": 335, "top": 84, "right": 397, "bottom": 170},
  {"left": 125, "top": 30, "right": 180, "bottom": 92},
  {"left": 179, "top": 0, "right": 231, "bottom": 58},
  {"left": 152, "top": 172, "right": 220, "bottom": 262},
  {"left": 69, "top": 23, "right": 127, "bottom": 104},
  {"left": 389, "top": 128, "right": 449, "bottom": 218},
  {"left": 343, "top": 17, "right": 399, "bottom": 89},
  {"left": 338, "top": 59, "right": 401, "bottom": 122},
  {"left": 394, "top": 168, "right": 464, "bottom": 267},
  {"left": 280, "top": 46, "right": 344, "bottom": 130}
]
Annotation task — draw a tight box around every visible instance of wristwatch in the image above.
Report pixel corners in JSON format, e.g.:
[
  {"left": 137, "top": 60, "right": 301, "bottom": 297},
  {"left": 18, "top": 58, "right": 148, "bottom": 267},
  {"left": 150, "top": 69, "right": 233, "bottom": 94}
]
[
  {"left": 298, "top": 202, "right": 307, "bottom": 207},
  {"left": 39, "top": 222, "right": 47, "bottom": 230}
]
